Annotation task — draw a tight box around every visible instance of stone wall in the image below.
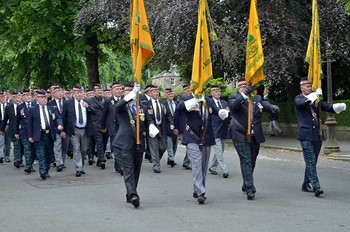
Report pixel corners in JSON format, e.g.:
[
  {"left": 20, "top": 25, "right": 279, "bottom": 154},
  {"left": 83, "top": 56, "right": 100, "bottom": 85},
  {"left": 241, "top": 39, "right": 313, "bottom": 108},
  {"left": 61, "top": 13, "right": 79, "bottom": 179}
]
[{"left": 262, "top": 122, "right": 350, "bottom": 141}]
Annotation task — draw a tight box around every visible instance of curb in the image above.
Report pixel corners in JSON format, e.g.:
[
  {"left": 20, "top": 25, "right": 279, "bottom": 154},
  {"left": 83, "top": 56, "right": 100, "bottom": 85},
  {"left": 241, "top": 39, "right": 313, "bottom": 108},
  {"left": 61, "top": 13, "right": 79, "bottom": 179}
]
[{"left": 261, "top": 144, "right": 302, "bottom": 153}]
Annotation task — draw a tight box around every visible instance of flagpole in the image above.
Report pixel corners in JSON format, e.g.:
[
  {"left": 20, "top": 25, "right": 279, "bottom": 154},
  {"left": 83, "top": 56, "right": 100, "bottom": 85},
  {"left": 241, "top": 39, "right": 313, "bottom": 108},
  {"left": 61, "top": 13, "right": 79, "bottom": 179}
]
[
  {"left": 136, "top": 92, "right": 140, "bottom": 144},
  {"left": 247, "top": 98, "right": 252, "bottom": 142}
]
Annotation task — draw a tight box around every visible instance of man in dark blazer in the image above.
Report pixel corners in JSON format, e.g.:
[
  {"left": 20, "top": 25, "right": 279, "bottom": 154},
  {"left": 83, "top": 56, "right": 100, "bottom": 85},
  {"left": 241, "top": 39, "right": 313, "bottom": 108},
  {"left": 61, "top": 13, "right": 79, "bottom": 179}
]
[
  {"left": 101, "top": 82, "right": 123, "bottom": 174},
  {"left": 62, "top": 85, "right": 95, "bottom": 177},
  {"left": 0, "top": 91, "right": 22, "bottom": 168},
  {"left": 15, "top": 90, "right": 37, "bottom": 173},
  {"left": 113, "top": 82, "right": 152, "bottom": 208},
  {"left": 177, "top": 91, "right": 229, "bottom": 204},
  {"left": 87, "top": 84, "right": 108, "bottom": 169},
  {"left": 28, "top": 90, "right": 63, "bottom": 180},
  {"left": 48, "top": 86, "right": 68, "bottom": 172},
  {"left": 228, "top": 79, "right": 278, "bottom": 200},
  {"left": 164, "top": 87, "right": 178, "bottom": 167},
  {"left": 208, "top": 85, "right": 230, "bottom": 178},
  {"left": 295, "top": 77, "right": 346, "bottom": 197},
  {"left": 145, "top": 86, "right": 174, "bottom": 173}
]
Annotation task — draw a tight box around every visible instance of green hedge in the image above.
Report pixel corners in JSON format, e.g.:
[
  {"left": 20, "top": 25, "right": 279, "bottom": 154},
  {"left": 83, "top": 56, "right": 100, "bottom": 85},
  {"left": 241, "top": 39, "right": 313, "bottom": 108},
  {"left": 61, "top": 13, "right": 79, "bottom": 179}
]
[{"left": 262, "top": 100, "right": 350, "bottom": 127}]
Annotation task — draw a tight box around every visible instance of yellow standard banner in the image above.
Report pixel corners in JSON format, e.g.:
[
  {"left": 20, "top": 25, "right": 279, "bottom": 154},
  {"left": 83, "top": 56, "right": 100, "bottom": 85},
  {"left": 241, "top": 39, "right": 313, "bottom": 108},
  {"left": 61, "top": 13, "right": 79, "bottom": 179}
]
[
  {"left": 245, "top": 0, "right": 265, "bottom": 87},
  {"left": 130, "top": 0, "right": 154, "bottom": 84},
  {"left": 305, "top": 0, "right": 322, "bottom": 90},
  {"left": 191, "top": 0, "right": 213, "bottom": 98}
]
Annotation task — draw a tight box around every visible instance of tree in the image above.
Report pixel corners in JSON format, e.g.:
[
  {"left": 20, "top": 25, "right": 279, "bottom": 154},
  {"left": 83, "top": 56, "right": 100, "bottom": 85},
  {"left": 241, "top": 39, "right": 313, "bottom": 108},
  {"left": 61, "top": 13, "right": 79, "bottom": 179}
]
[{"left": 0, "top": 0, "right": 86, "bottom": 90}]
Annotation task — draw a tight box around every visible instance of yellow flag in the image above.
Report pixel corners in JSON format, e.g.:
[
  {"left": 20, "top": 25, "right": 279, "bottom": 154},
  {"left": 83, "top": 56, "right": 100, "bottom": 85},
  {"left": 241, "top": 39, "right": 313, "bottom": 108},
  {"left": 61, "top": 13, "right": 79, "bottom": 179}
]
[
  {"left": 130, "top": 0, "right": 154, "bottom": 84},
  {"left": 245, "top": 0, "right": 265, "bottom": 87},
  {"left": 305, "top": 0, "right": 322, "bottom": 90},
  {"left": 191, "top": 0, "right": 213, "bottom": 98}
]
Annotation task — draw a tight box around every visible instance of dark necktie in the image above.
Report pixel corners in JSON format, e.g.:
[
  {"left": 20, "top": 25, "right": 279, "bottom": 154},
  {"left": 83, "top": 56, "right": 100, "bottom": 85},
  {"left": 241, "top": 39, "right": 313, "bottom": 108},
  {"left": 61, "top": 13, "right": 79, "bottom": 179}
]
[
  {"left": 42, "top": 106, "right": 50, "bottom": 129},
  {"left": 169, "top": 101, "right": 174, "bottom": 115},
  {"left": 217, "top": 100, "right": 223, "bottom": 109},
  {"left": 155, "top": 100, "right": 161, "bottom": 122},
  {"left": 0, "top": 104, "right": 2, "bottom": 120},
  {"left": 130, "top": 102, "right": 136, "bottom": 117},
  {"left": 78, "top": 101, "right": 83, "bottom": 124}
]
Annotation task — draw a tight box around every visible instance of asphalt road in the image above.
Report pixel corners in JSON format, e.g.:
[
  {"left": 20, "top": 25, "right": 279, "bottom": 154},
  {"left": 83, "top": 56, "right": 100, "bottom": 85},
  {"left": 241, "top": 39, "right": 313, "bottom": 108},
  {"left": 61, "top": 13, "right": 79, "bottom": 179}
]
[{"left": 1, "top": 144, "right": 349, "bottom": 232}]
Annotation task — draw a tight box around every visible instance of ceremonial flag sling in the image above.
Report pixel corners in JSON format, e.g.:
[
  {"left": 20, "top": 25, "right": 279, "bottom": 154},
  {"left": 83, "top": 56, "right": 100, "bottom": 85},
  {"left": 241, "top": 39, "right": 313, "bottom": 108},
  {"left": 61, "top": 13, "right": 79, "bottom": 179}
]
[
  {"left": 130, "top": 0, "right": 154, "bottom": 144},
  {"left": 191, "top": 0, "right": 213, "bottom": 98},
  {"left": 245, "top": 0, "right": 265, "bottom": 141},
  {"left": 305, "top": 0, "right": 322, "bottom": 138}
]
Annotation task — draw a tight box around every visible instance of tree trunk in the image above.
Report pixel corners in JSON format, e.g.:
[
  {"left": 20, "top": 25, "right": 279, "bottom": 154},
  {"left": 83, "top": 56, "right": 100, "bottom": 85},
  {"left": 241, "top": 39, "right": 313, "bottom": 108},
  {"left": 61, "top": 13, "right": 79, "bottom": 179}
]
[{"left": 86, "top": 35, "right": 99, "bottom": 89}]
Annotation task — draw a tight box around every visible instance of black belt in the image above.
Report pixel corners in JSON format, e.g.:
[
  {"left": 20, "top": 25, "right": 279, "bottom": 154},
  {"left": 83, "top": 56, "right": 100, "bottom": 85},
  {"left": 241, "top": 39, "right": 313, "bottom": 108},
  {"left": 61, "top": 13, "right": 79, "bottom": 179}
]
[{"left": 75, "top": 126, "right": 85, "bottom": 129}]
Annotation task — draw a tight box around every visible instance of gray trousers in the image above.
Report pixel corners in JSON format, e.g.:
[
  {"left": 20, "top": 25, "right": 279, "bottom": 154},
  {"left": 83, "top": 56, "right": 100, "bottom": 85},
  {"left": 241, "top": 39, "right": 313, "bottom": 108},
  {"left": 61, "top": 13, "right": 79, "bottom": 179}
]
[
  {"left": 269, "top": 120, "right": 282, "bottom": 135},
  {"left": 166, "top": 135, "right": 178, "bottom": 161},
  {"left": 210, "top": 138, "right": 228, "bottom": 174},
  {"left": 53, "top": 133, "right": 69, "bottom": 166},
  {"left": 0, "top": 134, "right": 4, "bottom": 158},
  {"left": 186, "top": 143, "right": 211, "bottom": 196},
  {"left": 71, "top": 128, "right": 88, "bottom": 171},
  {"left": 148, "top": 134, "right": 167, "bottom": 172}
]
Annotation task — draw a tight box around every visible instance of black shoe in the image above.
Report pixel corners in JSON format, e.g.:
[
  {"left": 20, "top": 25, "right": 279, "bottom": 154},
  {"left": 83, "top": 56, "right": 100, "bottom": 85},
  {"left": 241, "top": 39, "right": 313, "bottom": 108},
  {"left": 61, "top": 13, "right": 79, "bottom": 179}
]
[
  {"left": 301, "top": 185, "right": 315, "bottom": 193},
  {"left": 167, "top": 160, "right": 177, "bottom": 167},
  {"left": 193, "top": 192, "right": 198, "bottom": 198},
  {"left": 119, "top": 169, "right": 123, "bottom": 176},
  {"left": 100, "top": 162, "right": 106, "bottom": 170},
  {"left": 67, "top": 151, "right": 73, "bottom": 159},
  {"left": 247, "top": 192, "right": 255, "bottom": 200},
  {"left": 0, "top": 158, "right": 3, "bottom": 163},
  {"left": 24, "top": 168, "right": 32, "bottom": 174},
  {"left": 57, "top": 165, "right": 63, "bottom": 172},
  {"left": 153, "top": 169, "right": 161, "bottom": 173},
  {"left": 208, "top": 168, "right": 217, "bottom": 175},
  {"left": 130, "top": 196, "right": 140, "bottom": 208},
  {"left": 76, "top": 171, "right": 81, "bottom": 177},
  {"left": 242, "top": 185, "right": 246, "bottom": 193},
  {"left": 270, "top": 134, "right": 275, "bottom": 137},
  {"left": 223, "top": 173, "right": 229, "bottom": 178},
  {"left": 4, "top": 157, "right": 10, "bottom": 163},
  {"left": 314, "top": 188, "right": 324, "bottom": 197},
  {"left": 14, "top": 161, "right": 20, "bottom": 169},
  {"left": 197, "top": 194, "right": 207, "bottom": 204},
  {"left": 88, "top": 159, "right": 94, "bottom": 165},
  {"left": 182, "top": 164, "right": 191, "bottom": 170},
  {"left": 40, "top": 172, "right": 47, "bottom": 180},
  {"left": 105, "top": 152, "right": 112, "bottom": 159},
  {"left": 52, "top": 162, "right": 56, "bottom": 167},
  {"left": 80, "top": 170, "right": 86, "bottom": 175}
]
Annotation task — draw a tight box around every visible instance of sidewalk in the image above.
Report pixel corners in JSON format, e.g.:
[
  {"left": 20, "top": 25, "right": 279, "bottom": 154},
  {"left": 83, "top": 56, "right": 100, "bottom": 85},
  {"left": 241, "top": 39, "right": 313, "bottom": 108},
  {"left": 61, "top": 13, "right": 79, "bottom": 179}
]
[{"left": 261, "top": 134, "right": 350, "bottom": 161}]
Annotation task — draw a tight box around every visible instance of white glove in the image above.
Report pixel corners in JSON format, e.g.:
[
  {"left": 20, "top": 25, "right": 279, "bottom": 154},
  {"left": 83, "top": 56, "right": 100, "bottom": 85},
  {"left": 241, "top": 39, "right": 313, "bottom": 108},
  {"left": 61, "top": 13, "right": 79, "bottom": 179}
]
[
  {"left": 306, "top": 92, "right": 317, "bottom": 103},
  {"left": 123, "top": 84, "right": 141, "bottom": 102},
  {"left": 333, "top": 103, "right": 346, "bottom": 114},
  {"left": 272, "top": 105, "right": 280, "bottom": 113},
  {"left": 315, "top": 88, "right": 323, "bottom": 97},
  {"left": 184, "top": 95, "right": 205, "bottom": 111},
  {"left": 123, "top": 91, "right": 136, "bottom": 102},
  {"left": 218, "top": 109, "right": 229, "bottom": 120},
  {"left": 133, "top": 84, "right": 141, "bottom": 94},
  {"left": 148, "top": 124, "right": 159, "bottom": 138}
]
